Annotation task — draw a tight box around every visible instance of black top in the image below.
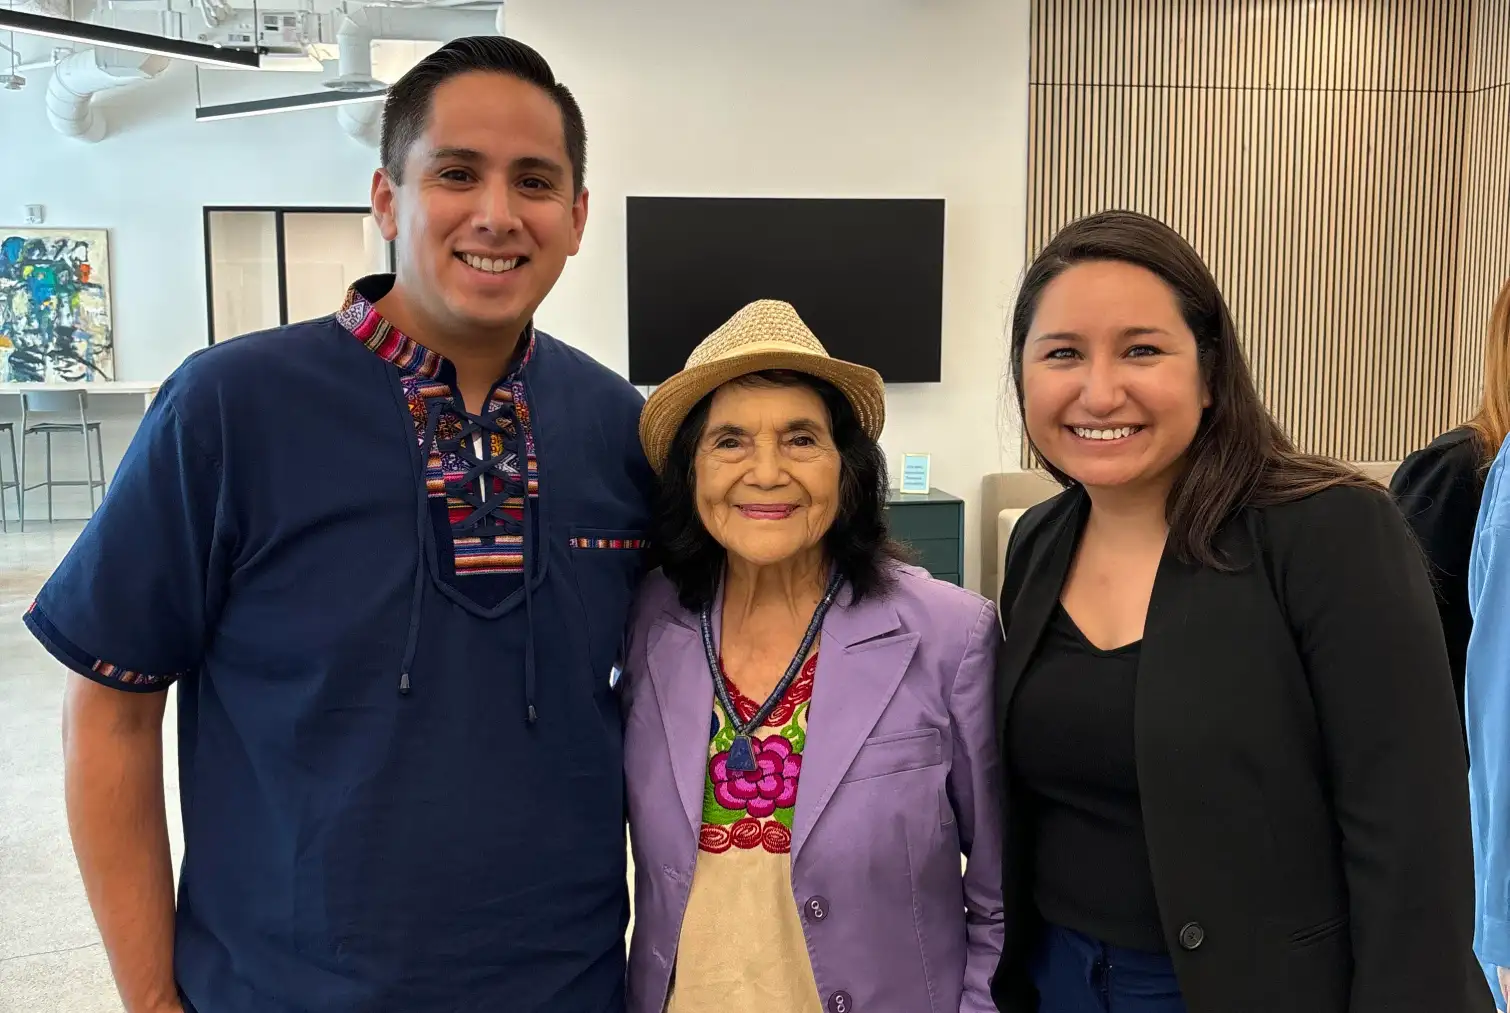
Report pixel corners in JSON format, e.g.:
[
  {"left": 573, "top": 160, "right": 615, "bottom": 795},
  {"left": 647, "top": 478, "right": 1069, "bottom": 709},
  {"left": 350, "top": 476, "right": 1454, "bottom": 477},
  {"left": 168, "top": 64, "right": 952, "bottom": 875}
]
[
  {"left": 1390, "top": 425, "right": 1487, "bottom": 735},
  {"left": 992, "top": 484, "right": 1485, "bottom": 1013},
  {"left": 1008, "top": 603, "right": 1165, "bottom": 953}
]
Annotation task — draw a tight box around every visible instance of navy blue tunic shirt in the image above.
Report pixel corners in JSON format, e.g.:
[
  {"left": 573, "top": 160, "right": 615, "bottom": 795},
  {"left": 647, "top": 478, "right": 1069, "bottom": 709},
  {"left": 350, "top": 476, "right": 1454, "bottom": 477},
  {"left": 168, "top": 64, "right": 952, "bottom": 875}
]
[{"left": 23, "top": 277, "right": 655, "bottom": 1012}]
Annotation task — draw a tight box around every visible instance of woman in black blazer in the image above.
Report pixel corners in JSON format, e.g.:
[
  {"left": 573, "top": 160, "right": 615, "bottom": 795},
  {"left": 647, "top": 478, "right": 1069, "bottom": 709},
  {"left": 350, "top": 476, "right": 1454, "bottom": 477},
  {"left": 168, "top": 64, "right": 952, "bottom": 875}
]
[
  {"left": 1390, "top": 275, "right": 1510, "bottom": 733},
  {"left": 991, "top": 211, "right": 1487, "bottom": 1013}
]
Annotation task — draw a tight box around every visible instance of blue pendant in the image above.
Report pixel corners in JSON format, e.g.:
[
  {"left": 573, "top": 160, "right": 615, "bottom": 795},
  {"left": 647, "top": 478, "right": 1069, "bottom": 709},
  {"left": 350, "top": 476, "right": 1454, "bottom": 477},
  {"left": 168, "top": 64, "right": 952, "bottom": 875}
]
[{"left": 727, "top": 734, "right": 757, "bottom": 773}]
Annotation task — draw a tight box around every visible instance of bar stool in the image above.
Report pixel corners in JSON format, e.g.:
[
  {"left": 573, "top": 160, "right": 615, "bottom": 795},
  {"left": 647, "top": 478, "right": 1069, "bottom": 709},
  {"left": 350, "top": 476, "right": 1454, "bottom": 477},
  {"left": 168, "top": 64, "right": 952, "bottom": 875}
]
[
  {"left": 0, "top": 421, "right": 18, "bottom": 532},
  {"left": 20, "top": 390, "right": 106, "bottom": 527}
]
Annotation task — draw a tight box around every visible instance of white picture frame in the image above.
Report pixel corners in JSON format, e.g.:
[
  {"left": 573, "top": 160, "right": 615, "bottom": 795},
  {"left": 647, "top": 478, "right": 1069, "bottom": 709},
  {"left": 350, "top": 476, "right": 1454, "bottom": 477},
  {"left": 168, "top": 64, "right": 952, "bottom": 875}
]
[{"left": 900, "top": 453, "right": 931, "bottom": 494}]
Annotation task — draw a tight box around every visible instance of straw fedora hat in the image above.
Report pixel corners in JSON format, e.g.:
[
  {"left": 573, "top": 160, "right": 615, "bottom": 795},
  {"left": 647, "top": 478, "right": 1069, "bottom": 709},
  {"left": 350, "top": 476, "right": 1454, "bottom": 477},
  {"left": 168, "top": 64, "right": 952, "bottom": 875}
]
[{"left": 639, "top": 299, "right": 886, "bottom": 474}]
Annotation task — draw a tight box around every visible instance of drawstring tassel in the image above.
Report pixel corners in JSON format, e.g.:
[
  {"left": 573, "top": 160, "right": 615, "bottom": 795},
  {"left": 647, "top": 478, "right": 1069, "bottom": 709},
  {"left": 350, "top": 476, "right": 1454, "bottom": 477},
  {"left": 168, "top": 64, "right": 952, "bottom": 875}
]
[
  {"left": 399, "top": 671, "right": 411, "bottom": 695},
  {"left": 527, "top": 704, "right": 538, "bottom": 724}
]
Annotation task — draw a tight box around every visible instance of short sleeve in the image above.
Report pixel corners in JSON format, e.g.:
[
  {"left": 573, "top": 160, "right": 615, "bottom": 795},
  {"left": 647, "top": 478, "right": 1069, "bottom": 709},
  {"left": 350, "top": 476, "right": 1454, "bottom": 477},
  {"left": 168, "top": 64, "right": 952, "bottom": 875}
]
[{"left": 22, "top": 388, "right": 232, "bottom": 692}]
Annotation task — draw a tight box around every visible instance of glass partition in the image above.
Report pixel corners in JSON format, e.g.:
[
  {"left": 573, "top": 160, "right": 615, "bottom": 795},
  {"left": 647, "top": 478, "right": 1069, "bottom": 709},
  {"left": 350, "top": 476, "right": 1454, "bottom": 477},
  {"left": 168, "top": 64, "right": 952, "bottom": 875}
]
[{"left": 204, "top": 207, "right": 393, "bottom": 343}]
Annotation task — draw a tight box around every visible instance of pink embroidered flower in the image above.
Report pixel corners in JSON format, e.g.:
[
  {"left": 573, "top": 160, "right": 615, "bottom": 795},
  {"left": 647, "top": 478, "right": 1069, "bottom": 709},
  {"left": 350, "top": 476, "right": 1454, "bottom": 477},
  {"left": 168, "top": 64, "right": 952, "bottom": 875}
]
[{"left": 711, "top": 734, "right": 801, "bottom": 819}]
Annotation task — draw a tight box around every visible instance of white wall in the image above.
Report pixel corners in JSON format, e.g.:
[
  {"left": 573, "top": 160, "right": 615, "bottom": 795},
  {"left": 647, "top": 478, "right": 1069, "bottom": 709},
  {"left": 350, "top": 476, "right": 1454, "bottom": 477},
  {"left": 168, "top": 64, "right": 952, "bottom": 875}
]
[
  {"left": 0, "top": 0, "right": 1031, "bottom": 588},
  {"left": 0, "top": 67, "right": 380, "bottom": 381}
]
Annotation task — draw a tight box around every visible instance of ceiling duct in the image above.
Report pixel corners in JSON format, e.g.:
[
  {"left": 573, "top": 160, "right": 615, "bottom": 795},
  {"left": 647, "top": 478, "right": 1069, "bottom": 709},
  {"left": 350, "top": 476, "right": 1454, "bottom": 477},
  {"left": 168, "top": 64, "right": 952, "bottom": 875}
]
[
  {"left": 46, "top": 47, "right": 169, "bottom": 141},
  {"left": 333, "top": 7, "right": 382, "bottom": 146},
  {"left": 333, "top": 4, "right": 498, "bottom": 147}
]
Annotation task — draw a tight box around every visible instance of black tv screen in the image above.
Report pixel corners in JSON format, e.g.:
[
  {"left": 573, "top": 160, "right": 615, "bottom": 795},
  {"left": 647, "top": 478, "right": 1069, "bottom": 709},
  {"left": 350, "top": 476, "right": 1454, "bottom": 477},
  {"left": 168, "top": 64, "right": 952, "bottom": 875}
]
[{"left": 625, "top": 197, "right": 944, "bottom": 385}]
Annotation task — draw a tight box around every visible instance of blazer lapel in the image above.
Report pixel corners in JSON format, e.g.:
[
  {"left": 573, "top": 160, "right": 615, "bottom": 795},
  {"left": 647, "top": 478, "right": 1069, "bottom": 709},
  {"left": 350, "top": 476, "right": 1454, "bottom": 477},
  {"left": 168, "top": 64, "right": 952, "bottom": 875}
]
[
  {"left": 645, "top": 584, "right": 723, "bottom": 836},
  {"left": 791, "top": 587, "right": 920, "bottom": 865},
  {"left": 995, "top": 490, "right": 1087, "bottom": 732}
]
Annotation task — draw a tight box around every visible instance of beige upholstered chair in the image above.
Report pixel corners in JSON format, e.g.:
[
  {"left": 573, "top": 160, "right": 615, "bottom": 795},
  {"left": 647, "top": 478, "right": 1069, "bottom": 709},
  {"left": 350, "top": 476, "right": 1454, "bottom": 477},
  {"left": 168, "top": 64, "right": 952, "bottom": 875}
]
[{"left": 979, "top": 470, "right": 1062, "bottom": 597}]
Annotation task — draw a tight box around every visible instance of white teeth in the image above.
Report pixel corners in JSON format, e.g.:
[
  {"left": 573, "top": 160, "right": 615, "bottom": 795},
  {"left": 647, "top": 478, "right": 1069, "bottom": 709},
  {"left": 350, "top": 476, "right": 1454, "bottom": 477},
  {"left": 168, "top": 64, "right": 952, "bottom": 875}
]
[
  {"left": 1072, "top": 426, "right": 1139, "bottom": 441},
  {"left": 462, "top": 254, "right": 519, "bottom": 274}
]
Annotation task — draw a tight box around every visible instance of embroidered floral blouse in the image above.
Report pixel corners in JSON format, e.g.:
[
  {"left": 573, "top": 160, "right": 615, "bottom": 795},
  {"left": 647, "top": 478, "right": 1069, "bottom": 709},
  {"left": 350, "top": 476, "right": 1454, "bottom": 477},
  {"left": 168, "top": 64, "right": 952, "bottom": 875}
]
[{"left": 665, "top": 652, "right": 824, "bottom": 1012}]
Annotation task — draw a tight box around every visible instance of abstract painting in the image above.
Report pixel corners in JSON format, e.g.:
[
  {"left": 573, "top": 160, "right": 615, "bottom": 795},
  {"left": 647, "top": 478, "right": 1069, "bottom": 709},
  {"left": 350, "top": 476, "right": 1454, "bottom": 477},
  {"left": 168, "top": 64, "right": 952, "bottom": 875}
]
[{"left": 0, "top": 228, "right": 114, "bottom": 383}]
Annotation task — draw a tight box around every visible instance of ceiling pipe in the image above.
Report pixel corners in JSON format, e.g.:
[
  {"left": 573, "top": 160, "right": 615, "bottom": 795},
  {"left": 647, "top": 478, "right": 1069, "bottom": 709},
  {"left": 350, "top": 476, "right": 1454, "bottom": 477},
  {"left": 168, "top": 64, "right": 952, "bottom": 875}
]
[
  {"left": 334, "top": 3, "right": 500, "bottom": 148},
  {"left": 46, "top": 47, "right": 168, "bottom": 141},
  {"left": 334, "top": 8, "right": 382, "bottom": 145},
  {"left": 336, "top": 100, "right": 383, "bottom": 147}
]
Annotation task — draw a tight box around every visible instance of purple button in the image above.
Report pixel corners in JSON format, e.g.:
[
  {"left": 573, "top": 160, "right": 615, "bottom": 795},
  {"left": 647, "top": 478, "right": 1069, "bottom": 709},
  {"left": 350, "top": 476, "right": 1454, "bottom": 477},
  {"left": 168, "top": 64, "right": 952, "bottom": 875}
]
[
  {"left": 828, "top": 991, "right": 853, "bottom": 1013},
  {"left": 805, "top": 896, "right": 830, "bottom": 921}
]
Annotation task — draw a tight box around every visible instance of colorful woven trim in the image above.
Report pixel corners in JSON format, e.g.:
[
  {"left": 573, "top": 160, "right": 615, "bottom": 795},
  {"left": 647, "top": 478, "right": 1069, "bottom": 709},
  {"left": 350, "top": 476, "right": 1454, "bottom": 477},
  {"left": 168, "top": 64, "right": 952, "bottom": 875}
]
[
  {"left": 569, "top": 537, "right": 650, "bottom": 550},
  {"left": 340, "top": 285, "right": 536, "bottom": 380},
  {"left": 451, "top": 535, "right": 525, "bottom": 573},
  {"left": 90, "top": 659, "right": 173, "bottom": 688},
  {"left": 340, "top": 283, "right": 539, "bottom": 578},
  {"left": 338, "top": 287, "right": 444, "bottom": 378},
  {"left": 25, "top": 601, "right": 177, "bottom": 689}
]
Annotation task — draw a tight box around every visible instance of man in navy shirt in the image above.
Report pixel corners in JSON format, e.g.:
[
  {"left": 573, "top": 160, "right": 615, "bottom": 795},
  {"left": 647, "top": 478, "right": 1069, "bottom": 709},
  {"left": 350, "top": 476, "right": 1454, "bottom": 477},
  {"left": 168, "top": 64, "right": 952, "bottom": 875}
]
[{"left": 25, "top": 37, "right": 652, "bottom": 1013}]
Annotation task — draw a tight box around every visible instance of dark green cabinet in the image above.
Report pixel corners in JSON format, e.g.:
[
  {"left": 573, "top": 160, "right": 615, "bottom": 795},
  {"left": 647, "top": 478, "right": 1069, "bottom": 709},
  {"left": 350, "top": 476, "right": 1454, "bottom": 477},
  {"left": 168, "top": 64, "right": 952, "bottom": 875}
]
[{"left": 885, "top": 488, "right": 964, "bottom": 586}]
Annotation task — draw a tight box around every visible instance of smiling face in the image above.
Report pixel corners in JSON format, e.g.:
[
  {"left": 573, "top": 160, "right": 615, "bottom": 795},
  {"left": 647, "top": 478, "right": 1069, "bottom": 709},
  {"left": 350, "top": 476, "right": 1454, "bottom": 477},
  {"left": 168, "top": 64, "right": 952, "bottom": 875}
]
[
  {"left": 693, "top": 379, "right": 842, "bottom": 568},
  {"left": 371, "top": 71, "right": 588, "bottom": 342},
  {"left": 1021, "top": 260, "right": 1211, "bottom": 495}
]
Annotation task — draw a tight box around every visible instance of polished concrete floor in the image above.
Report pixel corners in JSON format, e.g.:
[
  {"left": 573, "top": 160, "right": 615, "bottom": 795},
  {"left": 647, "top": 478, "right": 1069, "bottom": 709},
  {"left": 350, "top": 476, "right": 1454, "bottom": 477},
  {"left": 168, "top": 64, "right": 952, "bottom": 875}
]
[{"left": 0, "top": 522, "right": 165, "bottom": 1011}]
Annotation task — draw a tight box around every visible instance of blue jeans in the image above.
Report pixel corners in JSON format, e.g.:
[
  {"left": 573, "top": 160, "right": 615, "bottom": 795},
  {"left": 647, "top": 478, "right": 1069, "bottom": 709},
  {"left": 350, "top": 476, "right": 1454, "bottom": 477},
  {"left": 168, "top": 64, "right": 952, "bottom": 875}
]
[{"left": 1031, "top": 924, "right": 1188, "bottom": 1013}]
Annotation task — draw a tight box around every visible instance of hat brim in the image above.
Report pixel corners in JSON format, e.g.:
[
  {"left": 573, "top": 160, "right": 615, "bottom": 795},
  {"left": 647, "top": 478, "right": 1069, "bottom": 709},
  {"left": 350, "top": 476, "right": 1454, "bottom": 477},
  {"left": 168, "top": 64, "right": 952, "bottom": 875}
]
[{"left": 639, "top": 350, "right": 886, "bottom": 474}]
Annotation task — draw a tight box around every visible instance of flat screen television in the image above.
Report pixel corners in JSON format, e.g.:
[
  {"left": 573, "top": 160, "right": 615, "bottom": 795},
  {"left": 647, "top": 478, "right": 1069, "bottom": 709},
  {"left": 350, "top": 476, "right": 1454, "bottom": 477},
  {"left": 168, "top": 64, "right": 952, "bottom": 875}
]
[{"left": 625, "top": 196, "right": 945, "bottom": 385}]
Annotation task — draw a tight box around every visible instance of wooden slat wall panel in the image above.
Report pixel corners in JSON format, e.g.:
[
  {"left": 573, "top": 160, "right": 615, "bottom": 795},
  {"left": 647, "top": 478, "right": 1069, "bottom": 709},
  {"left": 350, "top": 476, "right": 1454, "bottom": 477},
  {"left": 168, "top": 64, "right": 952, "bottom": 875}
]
[
  {"left": 1025, "top": 0, "right": 1504, "bottom": 466},
  {"left": 1038, "top": 1, "right": 1469, "bottom": 91},
  {"left": 1453, "top": 0, "right": 1510, "bottom": 423}
]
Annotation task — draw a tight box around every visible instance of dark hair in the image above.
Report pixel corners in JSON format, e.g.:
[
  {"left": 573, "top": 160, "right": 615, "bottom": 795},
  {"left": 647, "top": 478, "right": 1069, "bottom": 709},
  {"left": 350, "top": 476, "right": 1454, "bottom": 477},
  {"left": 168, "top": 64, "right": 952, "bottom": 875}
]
[
  {"left": 1010, "top": 210, "right": 1375, "bottom": 569},
  {"left": 380, "top": 36, "right": 587, "bottom": 194},
  {"left": 656, "top": 370, "right": 905, "bottom": 612}
]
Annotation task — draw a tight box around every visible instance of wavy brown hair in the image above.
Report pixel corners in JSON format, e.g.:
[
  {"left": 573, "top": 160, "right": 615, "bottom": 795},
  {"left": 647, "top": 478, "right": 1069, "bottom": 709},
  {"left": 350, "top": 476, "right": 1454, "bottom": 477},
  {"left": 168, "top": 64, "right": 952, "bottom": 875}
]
[
  {"left": 1010, "top": 210, "right": 1374, "bottom": 569},
  {"left": 1465, "top": 277, "right": 1510, "bottom": 473}
]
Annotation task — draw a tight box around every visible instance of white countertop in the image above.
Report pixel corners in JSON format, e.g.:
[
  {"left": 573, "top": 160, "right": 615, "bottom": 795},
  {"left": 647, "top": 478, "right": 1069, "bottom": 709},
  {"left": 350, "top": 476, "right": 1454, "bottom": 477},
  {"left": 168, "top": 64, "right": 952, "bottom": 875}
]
[{"left": 2, "top": 381, "right": 160, "bottom": 395}]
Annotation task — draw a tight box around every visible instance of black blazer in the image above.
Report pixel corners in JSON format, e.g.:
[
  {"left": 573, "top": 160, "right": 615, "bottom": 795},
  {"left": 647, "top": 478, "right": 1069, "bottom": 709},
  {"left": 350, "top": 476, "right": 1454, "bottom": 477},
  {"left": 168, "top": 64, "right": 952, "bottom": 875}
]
[
  {"left": 990, "top": 483, "right": 1487, "bottom": 1013},
  {"left": 1390, "top": 426, "right": 1488, "bottom": 733}
]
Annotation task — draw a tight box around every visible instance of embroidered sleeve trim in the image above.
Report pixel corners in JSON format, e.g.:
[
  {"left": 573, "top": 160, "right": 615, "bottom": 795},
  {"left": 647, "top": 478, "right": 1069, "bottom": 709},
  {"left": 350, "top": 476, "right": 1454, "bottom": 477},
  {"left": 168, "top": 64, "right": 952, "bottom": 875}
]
[{"left": 22, "top": 601, "right": 181, "bottom": 692}]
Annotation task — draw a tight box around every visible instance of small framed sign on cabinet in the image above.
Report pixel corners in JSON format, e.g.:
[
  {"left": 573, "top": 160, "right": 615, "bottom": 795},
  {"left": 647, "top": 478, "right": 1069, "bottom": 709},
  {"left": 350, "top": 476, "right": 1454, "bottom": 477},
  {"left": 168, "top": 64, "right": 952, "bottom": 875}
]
[{"left": 900, "top": 453, "right": 931, "bottom": 494}]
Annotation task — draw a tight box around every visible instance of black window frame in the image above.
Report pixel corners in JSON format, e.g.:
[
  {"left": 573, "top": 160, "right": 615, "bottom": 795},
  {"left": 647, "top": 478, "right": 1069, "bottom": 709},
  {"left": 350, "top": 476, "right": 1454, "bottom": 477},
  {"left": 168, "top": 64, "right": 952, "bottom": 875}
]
[{"left": 202, "top": 204, "right": 395, "bottom": 345}]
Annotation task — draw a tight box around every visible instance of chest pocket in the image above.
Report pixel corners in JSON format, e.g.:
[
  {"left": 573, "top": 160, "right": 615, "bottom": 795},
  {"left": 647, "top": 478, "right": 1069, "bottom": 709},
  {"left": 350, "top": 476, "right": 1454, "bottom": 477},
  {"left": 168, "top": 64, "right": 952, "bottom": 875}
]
[
  {"left": 567, "top": 526, "right": 651, "bottom": 689},
  {"left": 840, "top": 726, "right": 944, "bottom": 783}
]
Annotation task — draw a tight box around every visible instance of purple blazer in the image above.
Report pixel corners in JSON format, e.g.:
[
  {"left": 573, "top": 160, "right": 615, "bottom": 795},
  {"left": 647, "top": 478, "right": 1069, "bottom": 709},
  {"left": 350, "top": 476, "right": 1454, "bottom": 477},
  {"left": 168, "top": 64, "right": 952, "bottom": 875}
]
[{"left": 621, "top": 562, "right": 1005, "bottom": 1013}]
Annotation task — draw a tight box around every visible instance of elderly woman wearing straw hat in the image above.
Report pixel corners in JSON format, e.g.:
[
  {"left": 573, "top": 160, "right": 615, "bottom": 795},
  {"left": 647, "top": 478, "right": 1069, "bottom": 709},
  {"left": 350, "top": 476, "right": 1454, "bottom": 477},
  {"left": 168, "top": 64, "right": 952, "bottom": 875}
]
[{"left": 620, "top": 299, "right": 1004, "bottom": 1013}]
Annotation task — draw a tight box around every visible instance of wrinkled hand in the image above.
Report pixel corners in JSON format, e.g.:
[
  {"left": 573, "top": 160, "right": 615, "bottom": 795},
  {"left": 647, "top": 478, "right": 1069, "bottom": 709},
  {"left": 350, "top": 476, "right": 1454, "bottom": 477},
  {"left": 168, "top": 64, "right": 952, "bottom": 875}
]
[{"left": 1498, "top": 965, "right": 1510, "bottom": 1012}]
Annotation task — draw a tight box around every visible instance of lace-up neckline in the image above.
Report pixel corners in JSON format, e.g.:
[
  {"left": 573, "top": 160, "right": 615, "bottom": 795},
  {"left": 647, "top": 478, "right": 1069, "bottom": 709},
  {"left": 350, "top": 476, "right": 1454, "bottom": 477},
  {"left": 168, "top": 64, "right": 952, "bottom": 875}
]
[
  {"left": 340, "top": 281, "right": 540, "bottom": 583},
  {"left": 421, "top": 387, "right": 529, "bottom": 542}
]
